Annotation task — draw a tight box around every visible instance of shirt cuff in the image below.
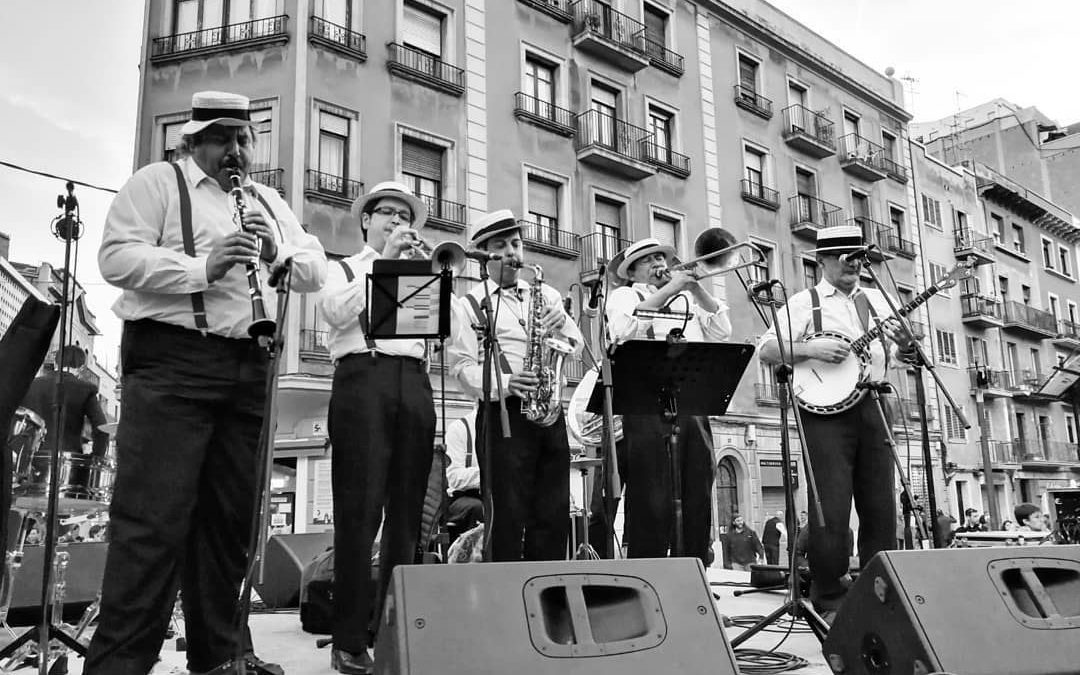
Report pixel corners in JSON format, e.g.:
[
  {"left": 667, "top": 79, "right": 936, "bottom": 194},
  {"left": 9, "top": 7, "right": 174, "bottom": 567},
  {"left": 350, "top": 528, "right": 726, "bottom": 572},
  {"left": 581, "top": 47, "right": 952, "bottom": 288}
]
[{"left": 189, "top": 255, "right": 210, "bottom": 290}]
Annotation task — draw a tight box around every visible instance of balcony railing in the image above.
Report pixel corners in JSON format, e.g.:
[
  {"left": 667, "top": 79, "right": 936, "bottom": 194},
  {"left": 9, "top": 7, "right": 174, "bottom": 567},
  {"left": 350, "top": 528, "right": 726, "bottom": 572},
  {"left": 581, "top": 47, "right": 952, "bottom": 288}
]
[
  {"left": 953, "top": 228, "right": 996, "bottom": 265},
  {"left": 989, "top": 440, "right": 1023, "bottom": 464},
  {"left": 961, "top": 293, "right": 1002, "bottom": 324},
  {"left": 848, "top": 217, "right": 888, "bottom": 256},
  {"left": 1058, "top": 319, "right": 1080, "bottom": 342},
  {"left": 304, "top": 170, "right": 363, "bottom": 202},
  {"left": 733, "top": 84, "right": 773, "bottom": 119},
  {"left": 970, "top": 366, "right": 1011, "bottom": 390},
  {"left": 740, "top": 179, "right": 780, "bottom": 210},
  {"left": 789, "top": 194, "right": 843, "bottom": 233},
  {"left": 1007, "top": 369, "right": 1043, "bottom": 394},
  {"left": 838, "top": 134, "right": 887, "bottom": 180},
  {"left": 580, "top": 231, "right": 630, "bottom": 280},
  {"left": 879, "top": 152, "right": 908, "bottom": 182},
  {"left": 249, "top": 168, "right": 284, "bottom": 195},
  {"left": 151, "top": 15, "right": 289, "bottom": 61},
  {"left": 642, "top": 38, "right": 684, "bottom": 76},
  {"left": 298, "top": 329, "right": 330, "bottom": 356},
  {"left": 642, "top": 142, "right": 690, "bottom": 177},
  {"left": 513, "top": 92, "right": 576, "bottom": 136},
  {"left": 570, "top": 0, "right": 648, "bottom": 71},
  {"left": 517, "top": 0, "right": 572, "bottom": 22},
  {"left": 575, "top": 110, "right": 655, "bottom": 178},
  {"left": 418, "top": 195, "right": 467, "bottom": 232},
  {"left": 781, "top": 104, "right": 835, "bottom": 157},
  {"left": 1041, "top": 440, "right": 1080, "bottom": 464},
  {"left": 387, "top": 42, "right": 465, "bottom": 95},
  {"left": 755, "top": 383, "right": 781, "bottom": 404},
  {"left": 1001, "top": 300, "right": 1057, "bottom": 336},
  {"left": 518, "top": 219, "right": 581, "bottom": 257},
  {"left": 884, "top": 233, "right": 917, "bottom": 259},
  {"left": 309, "top": 16, "right": 366, "bottom": 59}
]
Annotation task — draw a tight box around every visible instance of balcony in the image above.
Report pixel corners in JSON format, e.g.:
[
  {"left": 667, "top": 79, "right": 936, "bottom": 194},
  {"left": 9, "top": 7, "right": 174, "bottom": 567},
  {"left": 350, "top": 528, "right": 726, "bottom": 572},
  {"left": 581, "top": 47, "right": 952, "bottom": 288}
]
[
  {"left": 418, "top": 195, "right": 467, "bottom": 233},
  {"left": 1054, "top": 319, "right": 1080, "bottom": 349},
  {"left": 298, "top": 329, "right": 330, "bottom": 360},
  {"left": 386, "top": 42, "right": 465, "bottom": 96},
  {"left": 570, "top": 0, "right": 649, "bottom": 72},
  {"left": 733, "top": 85, "right": 773, "bottom": 120},
  {"left": 304, "top": 170, "right": 363, "bottom": 206},
  {"left": 575, "top": 110, "right": 655, "bottom": 180},
  {"left": 513, "top": 92, "right": 575, "bottom": 137},
  {"left": 838, "top": 134, "right": 888, "bottom": 182},
  {"left": 517, "top": 0, "right": 572, "bottom": 22},
  {"left": 309, "top": 16, "right": 366, "bottom": 60},
  {"left": 989, "top": 440, "right": 1022, "bottom": 465},
  {"left": 879, "top": 152, "right": 908, "bottom": 183},
  {"left": 1020, "top": 439, "right": 1080, "bottom": 466},
  {"left": 643, "top": 38, "right": 684, "bottom": 77},
  {"left": 1001, "top": 300, "right": 1057, "bottom": 338},
  {"left": 642, "top": 142, "right": 690, "bottom": 178},
  {"left": 848, "top": 217, "right": 889, "bottom": 261},
  {"left": 754, "top": 383, "right": 781, "bottom": 406},
  {"left": 1007, "top": 369, "right": 1049, "bottom": 401},
  {"left": 579, "top": 231, "right": 630, "bottom": 284},
  {"left": 249, "top": 168, "right": 285, "bottom": 196},
  {"left": 150, "top": 15, "right": 289, "bottom": 63},
  {"left": 969, "top": 365, "right": 1012, "bottom": 397},
  {"left": 740, "top": 179, "right": 780, "bottom": 211},
  {"left": 960, "top": 294, "right": 1003, "bottom": 328},
  {"left": 518, "top": 220, "right": 581, "bottom": 259},
  {"left": 781, "top": 105, "right": 836, "bottom": 159},
  {"left": 789, "top": 195, "right": 843, "bottom": 240},
  {"left": 953, "top": 229, "right": 996, "bottom": 266},
  {"left": 884, "top": 232, "right": 917, "bottom": 260}
]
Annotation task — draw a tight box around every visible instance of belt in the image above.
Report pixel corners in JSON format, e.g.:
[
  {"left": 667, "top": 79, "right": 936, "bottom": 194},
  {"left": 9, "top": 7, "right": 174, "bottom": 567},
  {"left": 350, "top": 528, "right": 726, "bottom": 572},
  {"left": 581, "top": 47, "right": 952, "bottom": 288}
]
[{"left": 338, "top": 352, "right": 426, "bottom": 372}]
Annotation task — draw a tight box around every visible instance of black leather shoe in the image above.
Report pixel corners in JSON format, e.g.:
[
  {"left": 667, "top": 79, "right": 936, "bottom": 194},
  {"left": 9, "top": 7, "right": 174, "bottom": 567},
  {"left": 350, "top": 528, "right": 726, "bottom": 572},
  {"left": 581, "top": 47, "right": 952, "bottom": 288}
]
[
  {"left": 331, "top": 647, "right": 374, "bottom": 675},
  {"left": 198, "top": 653, "right": 285, "bottom": 675}
]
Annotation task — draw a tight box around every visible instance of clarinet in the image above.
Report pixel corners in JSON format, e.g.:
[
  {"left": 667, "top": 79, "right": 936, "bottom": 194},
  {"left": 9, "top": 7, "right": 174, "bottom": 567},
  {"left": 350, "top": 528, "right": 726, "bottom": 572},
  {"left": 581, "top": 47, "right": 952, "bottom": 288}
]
[{"left": 229, "top": 173, "right": 276, "bottom": 338}]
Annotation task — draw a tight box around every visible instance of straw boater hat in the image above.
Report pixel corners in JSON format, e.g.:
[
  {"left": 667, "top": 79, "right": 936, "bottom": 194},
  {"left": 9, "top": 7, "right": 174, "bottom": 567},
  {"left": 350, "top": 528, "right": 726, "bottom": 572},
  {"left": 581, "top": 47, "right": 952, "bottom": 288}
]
[
  {"left": 614, "top": 237, "right": 677, "bottom": 280},
  {"left": 807, "top": 225, "right": 865, "bottom": 254},
  {"left": 469, "top": 209, "right": 520, "bottom": 247},
  {"left": 179, "top": 91, "right": 254, "bottom": 136},
  {"left": 350, "top": 181, "right": 428, "bottom": 230}
]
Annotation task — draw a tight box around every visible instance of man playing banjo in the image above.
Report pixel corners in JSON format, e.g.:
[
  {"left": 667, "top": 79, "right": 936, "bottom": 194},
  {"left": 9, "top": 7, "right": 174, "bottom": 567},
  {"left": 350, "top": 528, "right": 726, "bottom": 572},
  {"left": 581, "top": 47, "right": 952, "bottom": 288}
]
[{"left": 757, "top": 225, "right": 916, "bottom": 623}]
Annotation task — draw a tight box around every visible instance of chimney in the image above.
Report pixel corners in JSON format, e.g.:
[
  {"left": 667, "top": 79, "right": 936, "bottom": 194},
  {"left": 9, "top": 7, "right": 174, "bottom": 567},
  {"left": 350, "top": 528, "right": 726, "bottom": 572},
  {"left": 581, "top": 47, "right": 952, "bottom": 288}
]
[{"left": 0, "top": 232, "right": 9, "bottom": 260}]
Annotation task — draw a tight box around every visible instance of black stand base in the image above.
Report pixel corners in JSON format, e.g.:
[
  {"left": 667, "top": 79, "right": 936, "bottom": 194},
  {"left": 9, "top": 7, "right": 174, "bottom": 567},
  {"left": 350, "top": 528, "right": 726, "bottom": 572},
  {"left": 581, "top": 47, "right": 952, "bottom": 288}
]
[
  {"left": 0, "top": 622, "right": 85, "bottom": 672},
  {"left": 730, "top": 597, "right": 830, "bottom": 647}
]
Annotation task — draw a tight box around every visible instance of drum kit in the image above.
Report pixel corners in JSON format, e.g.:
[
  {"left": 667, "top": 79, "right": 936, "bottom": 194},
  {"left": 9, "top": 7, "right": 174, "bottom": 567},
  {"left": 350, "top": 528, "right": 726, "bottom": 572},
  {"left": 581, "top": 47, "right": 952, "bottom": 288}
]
[{"left": 0, "top": 407, "right": 116, "bottom": 671}]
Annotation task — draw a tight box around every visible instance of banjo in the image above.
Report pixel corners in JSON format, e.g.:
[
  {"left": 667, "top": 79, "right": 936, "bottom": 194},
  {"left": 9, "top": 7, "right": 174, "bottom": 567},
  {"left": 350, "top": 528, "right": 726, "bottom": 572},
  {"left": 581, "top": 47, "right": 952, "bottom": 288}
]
[{"left": 792, "top": 262, "right": 972, "bottom": 415}]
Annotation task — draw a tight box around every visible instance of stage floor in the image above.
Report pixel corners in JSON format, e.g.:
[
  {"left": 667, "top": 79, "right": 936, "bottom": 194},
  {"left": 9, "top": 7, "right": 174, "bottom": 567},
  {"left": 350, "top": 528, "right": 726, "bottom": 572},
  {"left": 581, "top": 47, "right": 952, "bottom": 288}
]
[{"left": 55, "top": 567, "right": 831, "bottom": 675}]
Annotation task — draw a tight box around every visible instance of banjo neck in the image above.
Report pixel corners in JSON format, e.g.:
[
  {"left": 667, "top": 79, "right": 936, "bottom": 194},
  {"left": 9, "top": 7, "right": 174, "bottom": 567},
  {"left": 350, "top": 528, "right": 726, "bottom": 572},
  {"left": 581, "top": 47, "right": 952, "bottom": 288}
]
[{"left": 848, "top": 283, "right": 941, "bottom": 353}]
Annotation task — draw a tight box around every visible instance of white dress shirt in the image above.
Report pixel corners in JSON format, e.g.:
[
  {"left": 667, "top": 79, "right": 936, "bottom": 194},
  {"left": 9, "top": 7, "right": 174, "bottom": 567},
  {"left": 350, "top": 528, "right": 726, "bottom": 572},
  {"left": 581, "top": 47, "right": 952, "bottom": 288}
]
[
  {"left": 99, "top": 157, "right": 326, "bottom": 339},
  {"left": 606, "top": 282, "right": 732, "bottom": 345},
  {"left": 447, "top": 278, "right": 584, "bottom": 401},
  {"left": 758, "top": 279, "right": 901, "bottom": 381},
  {"left": 316, "top": 245, "right": 427, "bottom": 362},
  {"left": 445, "top": 410, "right": 480, "bottom": 495}
]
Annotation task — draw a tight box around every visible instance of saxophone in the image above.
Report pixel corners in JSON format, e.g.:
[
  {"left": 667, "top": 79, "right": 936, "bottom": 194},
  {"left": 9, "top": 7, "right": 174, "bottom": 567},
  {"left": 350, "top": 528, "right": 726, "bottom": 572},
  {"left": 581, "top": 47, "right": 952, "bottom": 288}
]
[{"left": 520, "top": 264, "right": 575, "bottom": 427}]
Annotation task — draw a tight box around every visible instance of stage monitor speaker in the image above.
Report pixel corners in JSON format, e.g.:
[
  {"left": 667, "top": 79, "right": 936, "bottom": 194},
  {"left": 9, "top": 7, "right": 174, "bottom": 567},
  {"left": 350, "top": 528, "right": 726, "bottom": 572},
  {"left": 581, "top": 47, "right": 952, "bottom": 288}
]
[
  {"left": 254, "top": 531, "right": 333, "bottom": 609},
  {"left": 374, "top": 557, "right": 736, "bottom": 675},
  {"left": 822, "top": 545, "right": 1080, "bottom": 675}
]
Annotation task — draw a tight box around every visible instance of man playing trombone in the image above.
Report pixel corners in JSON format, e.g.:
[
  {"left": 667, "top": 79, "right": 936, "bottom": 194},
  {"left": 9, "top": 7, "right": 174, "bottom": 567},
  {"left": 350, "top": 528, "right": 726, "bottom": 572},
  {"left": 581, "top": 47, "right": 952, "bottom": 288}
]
[
  {"left": 317, "top": 181, "right": 435, "bottom": 674},
  {"left": 605, "top": 237, "right": 731, "bottom": 565}
]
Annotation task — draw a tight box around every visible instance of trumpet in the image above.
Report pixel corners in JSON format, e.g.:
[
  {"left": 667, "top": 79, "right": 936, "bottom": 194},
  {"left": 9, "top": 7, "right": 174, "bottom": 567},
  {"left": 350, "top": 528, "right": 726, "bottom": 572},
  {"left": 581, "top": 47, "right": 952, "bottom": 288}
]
[
  {"left": 402, "top": 232, "right": 468, "bottom": 275},
  {"left": 229, "top": 172, "right": 276, "bottom": 339},
  {"left": 657, "top": 227, "right": 765, "bottom": 282}
]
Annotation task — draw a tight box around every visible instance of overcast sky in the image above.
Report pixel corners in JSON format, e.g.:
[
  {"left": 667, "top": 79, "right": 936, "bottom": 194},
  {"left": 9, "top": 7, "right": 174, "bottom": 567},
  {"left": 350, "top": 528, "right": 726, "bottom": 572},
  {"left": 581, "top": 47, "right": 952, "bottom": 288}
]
[{"left": 1, "top": 0, "right": 1077, "bottom": 365}]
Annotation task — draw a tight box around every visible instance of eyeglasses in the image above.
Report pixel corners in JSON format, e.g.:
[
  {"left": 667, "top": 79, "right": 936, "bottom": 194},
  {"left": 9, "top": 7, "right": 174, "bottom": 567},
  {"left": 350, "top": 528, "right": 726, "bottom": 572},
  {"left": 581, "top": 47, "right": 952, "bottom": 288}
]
[{"left": 371, "top": 205, "right": 414, "bottom": 223}]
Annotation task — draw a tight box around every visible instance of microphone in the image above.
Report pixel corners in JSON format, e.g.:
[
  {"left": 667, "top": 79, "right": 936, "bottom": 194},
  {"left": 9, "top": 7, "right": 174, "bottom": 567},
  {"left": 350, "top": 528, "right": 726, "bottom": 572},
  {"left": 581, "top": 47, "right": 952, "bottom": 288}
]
[
  {"left": 268, "top": 257, "right": 293, "bottom": 288},
  {"left": 586, "top": 281, "right": 602, "bottom": 311},
  {"left": 464, "top": 248, "right": 503, "bottom": 262},
  {"left": 839, "top": 245, "right": 877, "bottom": 265},
  {"left": 747, "top": 279, "right": 780, "bottom": 297}
]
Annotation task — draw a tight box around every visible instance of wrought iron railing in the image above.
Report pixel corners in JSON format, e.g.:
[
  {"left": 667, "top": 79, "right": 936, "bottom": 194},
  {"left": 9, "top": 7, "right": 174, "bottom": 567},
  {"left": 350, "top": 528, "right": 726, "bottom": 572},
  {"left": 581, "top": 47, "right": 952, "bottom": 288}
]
[
  {"left": 642, "top": 37, "right": 684, "bottom": 74},
  {"left": 1001, "top": 300, "right": 1057, "bottom": 334},
  {"left": 740, "top": 179, "right": 779, "bottom": 207},
  {"left": 570, "top": 0, "right": 646, "bottom": 54},
  {"left": 989, "top": 440, "right": 1023, "bottom": 464},
  {"left": 1059, "top": 319, "right": 1080, "bottom": 341},
  {"left": 514, "top": 91, "right": 576, "bottom": 130},
  {"left": 152, "top": 15, "right": 289, "bottom": 58},
  {"left": 961, "top": 293, "right": 1001, "bottom": 320},
  {"left": 298, "top": 329, "right": 330, "bottom": 355},
  {"left": 387, "top": 42, "right": 465, "bottom": 91},
  {"left": 781, "top": 104, "right": 835, "bottom": 148},
  {"left": 518, "top": 0, "right": 573, "bottom": 21},
  {"left": 642, "top": 142, "right": 690, "bottom": 176},
  {"left": 755, "top": 383, "right": 780, "bottom": 403},
  {"left": 1043, "top": 440, "right": 1080, "bottom": 463},
  {"left": 733, "top": 84, "right": 773, "bottom": 118},
  {"left": 249, "top": 168, "right": 284, "bottom": 193},
  {"left": 885, "top": 233, "right": 916, "bottom": 257},
  {"left": 1007, "top": 369, "right": 1042, "bottom": 392},
  {"left": 575, "top": 109, "right": 653, "bottom": 164},
  {"left": 848, "top": 216, "right": 888, "bottom": 248},
  {"left": 580, "top": 231, "right": 630, "bottom": 275},
  {"left": 954, "top": 228, "right": 995, "bottom": 256},
  {"left": 879, "top": 152, "right": 908, "bottom": 181},
  {"left": 418, "top": 195, "right": 467, "bottom": 228},
  {"left": 838, "top": 133, "right": 887, "bottom": 171},
  {"left": 789, "top": 194, "right": 843, "bottom": 229},
  {"left": 518, "top": 219, "right": 581, "bottom": 253},
  {"left": 970, "top": 366, "right": 1010, "bottom": 389},
  {"left": 304, "top": 169, "right": 363, "bottom": 200},
  {"left": 310, "top": 16, "right": 366, "bottom": 55}
]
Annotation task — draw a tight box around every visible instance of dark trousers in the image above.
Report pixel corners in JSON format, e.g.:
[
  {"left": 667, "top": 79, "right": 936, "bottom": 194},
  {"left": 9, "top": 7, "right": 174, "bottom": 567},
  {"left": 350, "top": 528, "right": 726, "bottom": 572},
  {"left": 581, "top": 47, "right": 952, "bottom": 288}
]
[
  {"left": 447, "top": 491, "right": 484, "bottom": 531},
  {"left": 85, "top": 320, "right": 268, "bottom": 675},
  {"left": 764, "top": 544, "right": 780, "bottom": 565},
  {"left": 477, "top": 398, "right": 569, "bottom": 562},
  {"left": 623, "top": 413, "right": 714, "bottom": 565},
  {"left": 802, "top": 398, "right": 896, "bottom": 602},
  {"left": 587, "top": 436, "right": 628, "bottom": 559},
  {"left": 329, "top": 355, "right": 434, "bottom": 653}
]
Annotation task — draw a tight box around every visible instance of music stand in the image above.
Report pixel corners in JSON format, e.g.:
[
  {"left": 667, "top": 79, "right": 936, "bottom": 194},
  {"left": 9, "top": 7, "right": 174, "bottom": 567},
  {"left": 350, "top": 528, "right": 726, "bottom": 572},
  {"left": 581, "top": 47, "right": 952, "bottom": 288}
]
[
  {"left": 367, "top": 259, "right": 452, "bottom": 340},
  {"left": 592, "top": 339, "right": 754, "bottom": 556}
]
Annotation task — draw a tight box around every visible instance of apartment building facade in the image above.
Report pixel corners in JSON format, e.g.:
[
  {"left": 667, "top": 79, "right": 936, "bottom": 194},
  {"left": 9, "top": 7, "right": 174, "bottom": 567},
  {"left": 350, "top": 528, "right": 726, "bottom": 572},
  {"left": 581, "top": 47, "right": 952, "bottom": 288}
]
[{"left": 133, "top": 0, "right": 924, "bottom": 536}]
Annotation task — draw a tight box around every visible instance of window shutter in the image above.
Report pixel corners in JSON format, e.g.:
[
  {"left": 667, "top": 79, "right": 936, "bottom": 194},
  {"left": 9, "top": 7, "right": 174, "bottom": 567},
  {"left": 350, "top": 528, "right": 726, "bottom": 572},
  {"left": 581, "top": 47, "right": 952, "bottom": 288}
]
[
  {"left": 527, "top": 177, "right": 558, "bottom": 219},
  {"left": 652, "top": 215, "right": 678, "bottom": 251},
  {"left": 163, "top": 122, "right": 187, "bottom": 159},
  {"left": 402, "top": 139, "right": 443, "bottom": 181},
  {"left": 403, "top": 4, "right": 442, "bottom": 56},
  {"left": 595, "top": 199, "right": 621, "bottom": 228}
]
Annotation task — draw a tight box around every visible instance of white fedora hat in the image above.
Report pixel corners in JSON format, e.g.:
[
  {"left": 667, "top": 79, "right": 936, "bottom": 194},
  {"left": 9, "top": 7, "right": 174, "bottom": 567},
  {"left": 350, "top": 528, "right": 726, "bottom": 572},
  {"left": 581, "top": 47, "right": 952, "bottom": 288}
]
[
  {"left": 615, "top": 237, "right": 676, "bottom": 280},
  {"left": 807, "top": 225, "right": 865, "bottom": 254},
  {"left": 469, "top": 209, "right": 521, "bottom": 247},
  {"left": 179, "top": 91, "right": 254, "bottom": 135},
  {"left": 350, "top": 181, "right": 429, "bottom": 229}
]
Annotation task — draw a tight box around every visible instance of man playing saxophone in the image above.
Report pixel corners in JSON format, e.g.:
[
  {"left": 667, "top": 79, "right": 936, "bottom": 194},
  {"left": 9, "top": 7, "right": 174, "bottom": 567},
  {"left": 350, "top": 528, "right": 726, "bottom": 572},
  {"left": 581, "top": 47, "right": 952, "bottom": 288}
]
[
  {"left": 446, "top": 209, "right": 583, "bottom": 562},
  {"left": 605, "top": 237, "right": 731, "bottom": 566}
]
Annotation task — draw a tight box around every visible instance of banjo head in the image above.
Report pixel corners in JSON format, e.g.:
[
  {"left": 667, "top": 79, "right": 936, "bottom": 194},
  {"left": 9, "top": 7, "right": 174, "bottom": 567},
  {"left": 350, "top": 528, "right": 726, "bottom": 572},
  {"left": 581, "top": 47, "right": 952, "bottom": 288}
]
[{"left": 792, "top": 332, "right": 867, "bottom": 414}]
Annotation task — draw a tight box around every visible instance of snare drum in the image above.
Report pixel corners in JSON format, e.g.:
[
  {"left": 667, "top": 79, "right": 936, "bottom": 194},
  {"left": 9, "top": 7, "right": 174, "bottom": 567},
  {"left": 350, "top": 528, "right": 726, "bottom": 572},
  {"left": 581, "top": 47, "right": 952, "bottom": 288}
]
[
  {"left": 14, "top": 452, "right": 116, "bottom": 514},
  {"left": 7, "top": 407, "right": 46, "bottom": 480}
]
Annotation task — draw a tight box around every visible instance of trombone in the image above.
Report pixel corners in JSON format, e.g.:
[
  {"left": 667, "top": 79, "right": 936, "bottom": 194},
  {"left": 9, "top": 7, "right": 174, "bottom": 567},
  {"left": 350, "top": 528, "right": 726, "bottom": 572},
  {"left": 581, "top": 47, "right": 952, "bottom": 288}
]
[
  {"left": 404, "top": 233, "right": 468, "bottom": 275},
  {"left": 661, "top": 227, "right": 765, "bottom": 281}
]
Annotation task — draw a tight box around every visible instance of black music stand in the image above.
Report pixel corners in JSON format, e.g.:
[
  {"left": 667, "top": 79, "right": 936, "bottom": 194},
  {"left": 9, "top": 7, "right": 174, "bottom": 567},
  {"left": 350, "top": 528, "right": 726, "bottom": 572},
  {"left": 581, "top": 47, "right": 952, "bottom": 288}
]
[
  {"left": 592, "top": 339, "right": 754, "bottom": 556},
  {"left": 367, "top": 259, "right": 452, "bottom": 340}
]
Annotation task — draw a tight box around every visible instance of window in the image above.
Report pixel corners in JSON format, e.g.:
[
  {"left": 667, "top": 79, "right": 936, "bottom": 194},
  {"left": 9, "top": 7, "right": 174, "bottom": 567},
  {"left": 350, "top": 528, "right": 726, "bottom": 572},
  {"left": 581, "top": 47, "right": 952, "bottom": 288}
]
[
  {"left": 594, "top": 196, "right": 624, "bottom": 262},
  {"left": 403, "top": 2, "right": 443, "bottom": 58},
  {"left": 744, "top": 144, "right": 767, "bottom": 194},
  {"left": 749, "top": 242, "right": 773, "bottom": 284},
  {"left": 590, "top": 82, "right": 619, "bottom": 148},
  {"left": 401, "top": 137, "right": 443, "bottom": 203},
  {"left": 1069, "top": 301, "right": 1078, "bottom": 325},
  {"left": 648, "top": 104, "right": 675, "bottom": 154},
  {"left": 314, "top": 0, "right": 352, "bottom": 28},
  {"left": 802, "top": 259, "right": 820, "bottom": 290},
  {"left": 1059, "top": 245, "right": 1072, "bottom": 277},
  {"left": 1067, "top": 415, "right": 1077, "bottom": 444},
  {"left": 942, "top": 403, "right": 966, "bottom": 442},
  {"left": 1042, "top": 237, "right": 1055, "bottom": 269},
  {"left": 998, "top": 275, "right": 1010, "bottom": 303},
  {"left": 787, "top": 79, "right": 807, "bottom": 108},
  {"left": 174, "top": 0, "right": 224, "bottom": 33},
  {"left": 642, "top": 3, "right": 668, "bottom": 49},
  {"left": 921, "top": 194, "right": 942, "bottom": 229},
  {"left": 249, "top": 107, "right": 273, "bottom": 170},
  {"left": 1011, "top": 223, "right": 1026, "bottom": 254},
  {"left": 967, "top": 336, "right": 989, "bottom": 366},
  {"left": 794, "top": 167, "right": 817, "bottom": 221},
  {"left": 990, "top": 213, "right": 1005, "bottom": 244},
  {"left": 935, "top": 329, "right": 957, "bottom": 365},
  {"left": 737, "top": 53, "right": 760, "bottom": 97},
  {"left": 318, "top": 110, "right": 349, "bottom": 180},
  {"left": 162, "top": 120, "right": 186, "bottom": 162},
  {"left": 851, "top": 191, "right": 870, "bottom": 225},
  {"left": 226, "top": 0, "right": 277, "bottom": 24},
  {"left": 889, "top": 206, "right": 905, "bottom": 239},
  {"left": 842, "top": 110, "right": 861, "bottom": 137},
  {"left": 954, "top": 209, "right": 968, "bottom": 232},
  {"left": 881, "top": 130, "right": 897, "bottom": 161},
  {"left": 523, "top": 55, "right": 556, "bottom": 114},
  {"left": 1029, "top": 347, "right": 1042, "bottom": 377},
  {"left": 929, "top": 262, "right": 949, "bottom": 296},
  {"left": 1006, "top": 341, "right": 1019, "bottom": 374},
  {"left": 527, "top": 175, "right": 561, "bottom": 242},
  {"left": 1021, "top": 284, "right": 1031, "bottom": 305},
  {"left": 651, "top": 211, "right": 680, "bottom": 257},
  {"left": 1050, "top": 295, "right": 1061, "bottom": 322}
]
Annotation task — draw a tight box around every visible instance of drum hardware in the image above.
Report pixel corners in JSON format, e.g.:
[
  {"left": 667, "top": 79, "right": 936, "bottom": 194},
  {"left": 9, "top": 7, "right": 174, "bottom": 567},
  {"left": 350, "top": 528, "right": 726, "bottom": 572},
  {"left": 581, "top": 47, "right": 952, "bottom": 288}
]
[{"left": 568, "top": 456, "right": 602, "bottom": 561}]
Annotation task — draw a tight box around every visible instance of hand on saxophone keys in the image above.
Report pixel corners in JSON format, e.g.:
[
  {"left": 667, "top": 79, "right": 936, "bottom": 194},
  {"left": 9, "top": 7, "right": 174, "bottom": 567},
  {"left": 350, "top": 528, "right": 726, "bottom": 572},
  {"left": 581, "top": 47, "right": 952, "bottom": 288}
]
[{"left": 507, "top": 371, "right": 540, "bottom": 398}]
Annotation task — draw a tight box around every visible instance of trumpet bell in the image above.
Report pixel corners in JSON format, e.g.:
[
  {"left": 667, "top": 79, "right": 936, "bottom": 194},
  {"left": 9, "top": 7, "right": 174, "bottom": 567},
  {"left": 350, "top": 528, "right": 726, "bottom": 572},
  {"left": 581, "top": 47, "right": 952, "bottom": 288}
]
[{"left": 429, "top": 240, "right": 467, "bottom": 274}]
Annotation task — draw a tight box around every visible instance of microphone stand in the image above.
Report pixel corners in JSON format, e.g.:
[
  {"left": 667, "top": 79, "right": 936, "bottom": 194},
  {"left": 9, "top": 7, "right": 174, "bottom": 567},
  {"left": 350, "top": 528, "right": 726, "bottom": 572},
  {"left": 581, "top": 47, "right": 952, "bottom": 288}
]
[
  {"left": 232, "top": 260, "right": 292, "bottom": 675},
  {"left": 475, "top": 264, "right": 509, "bottom": 562}
]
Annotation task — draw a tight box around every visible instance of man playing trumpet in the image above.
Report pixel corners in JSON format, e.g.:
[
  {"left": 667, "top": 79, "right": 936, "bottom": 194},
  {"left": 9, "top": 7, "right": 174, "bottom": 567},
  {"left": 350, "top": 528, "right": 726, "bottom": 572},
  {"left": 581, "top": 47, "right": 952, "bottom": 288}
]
[
  {"left": 317, "top": 181, "right": 435, "bottom": 674},
  {"left": 605, "top": 237, "right": 731, "bottom": 565}
]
